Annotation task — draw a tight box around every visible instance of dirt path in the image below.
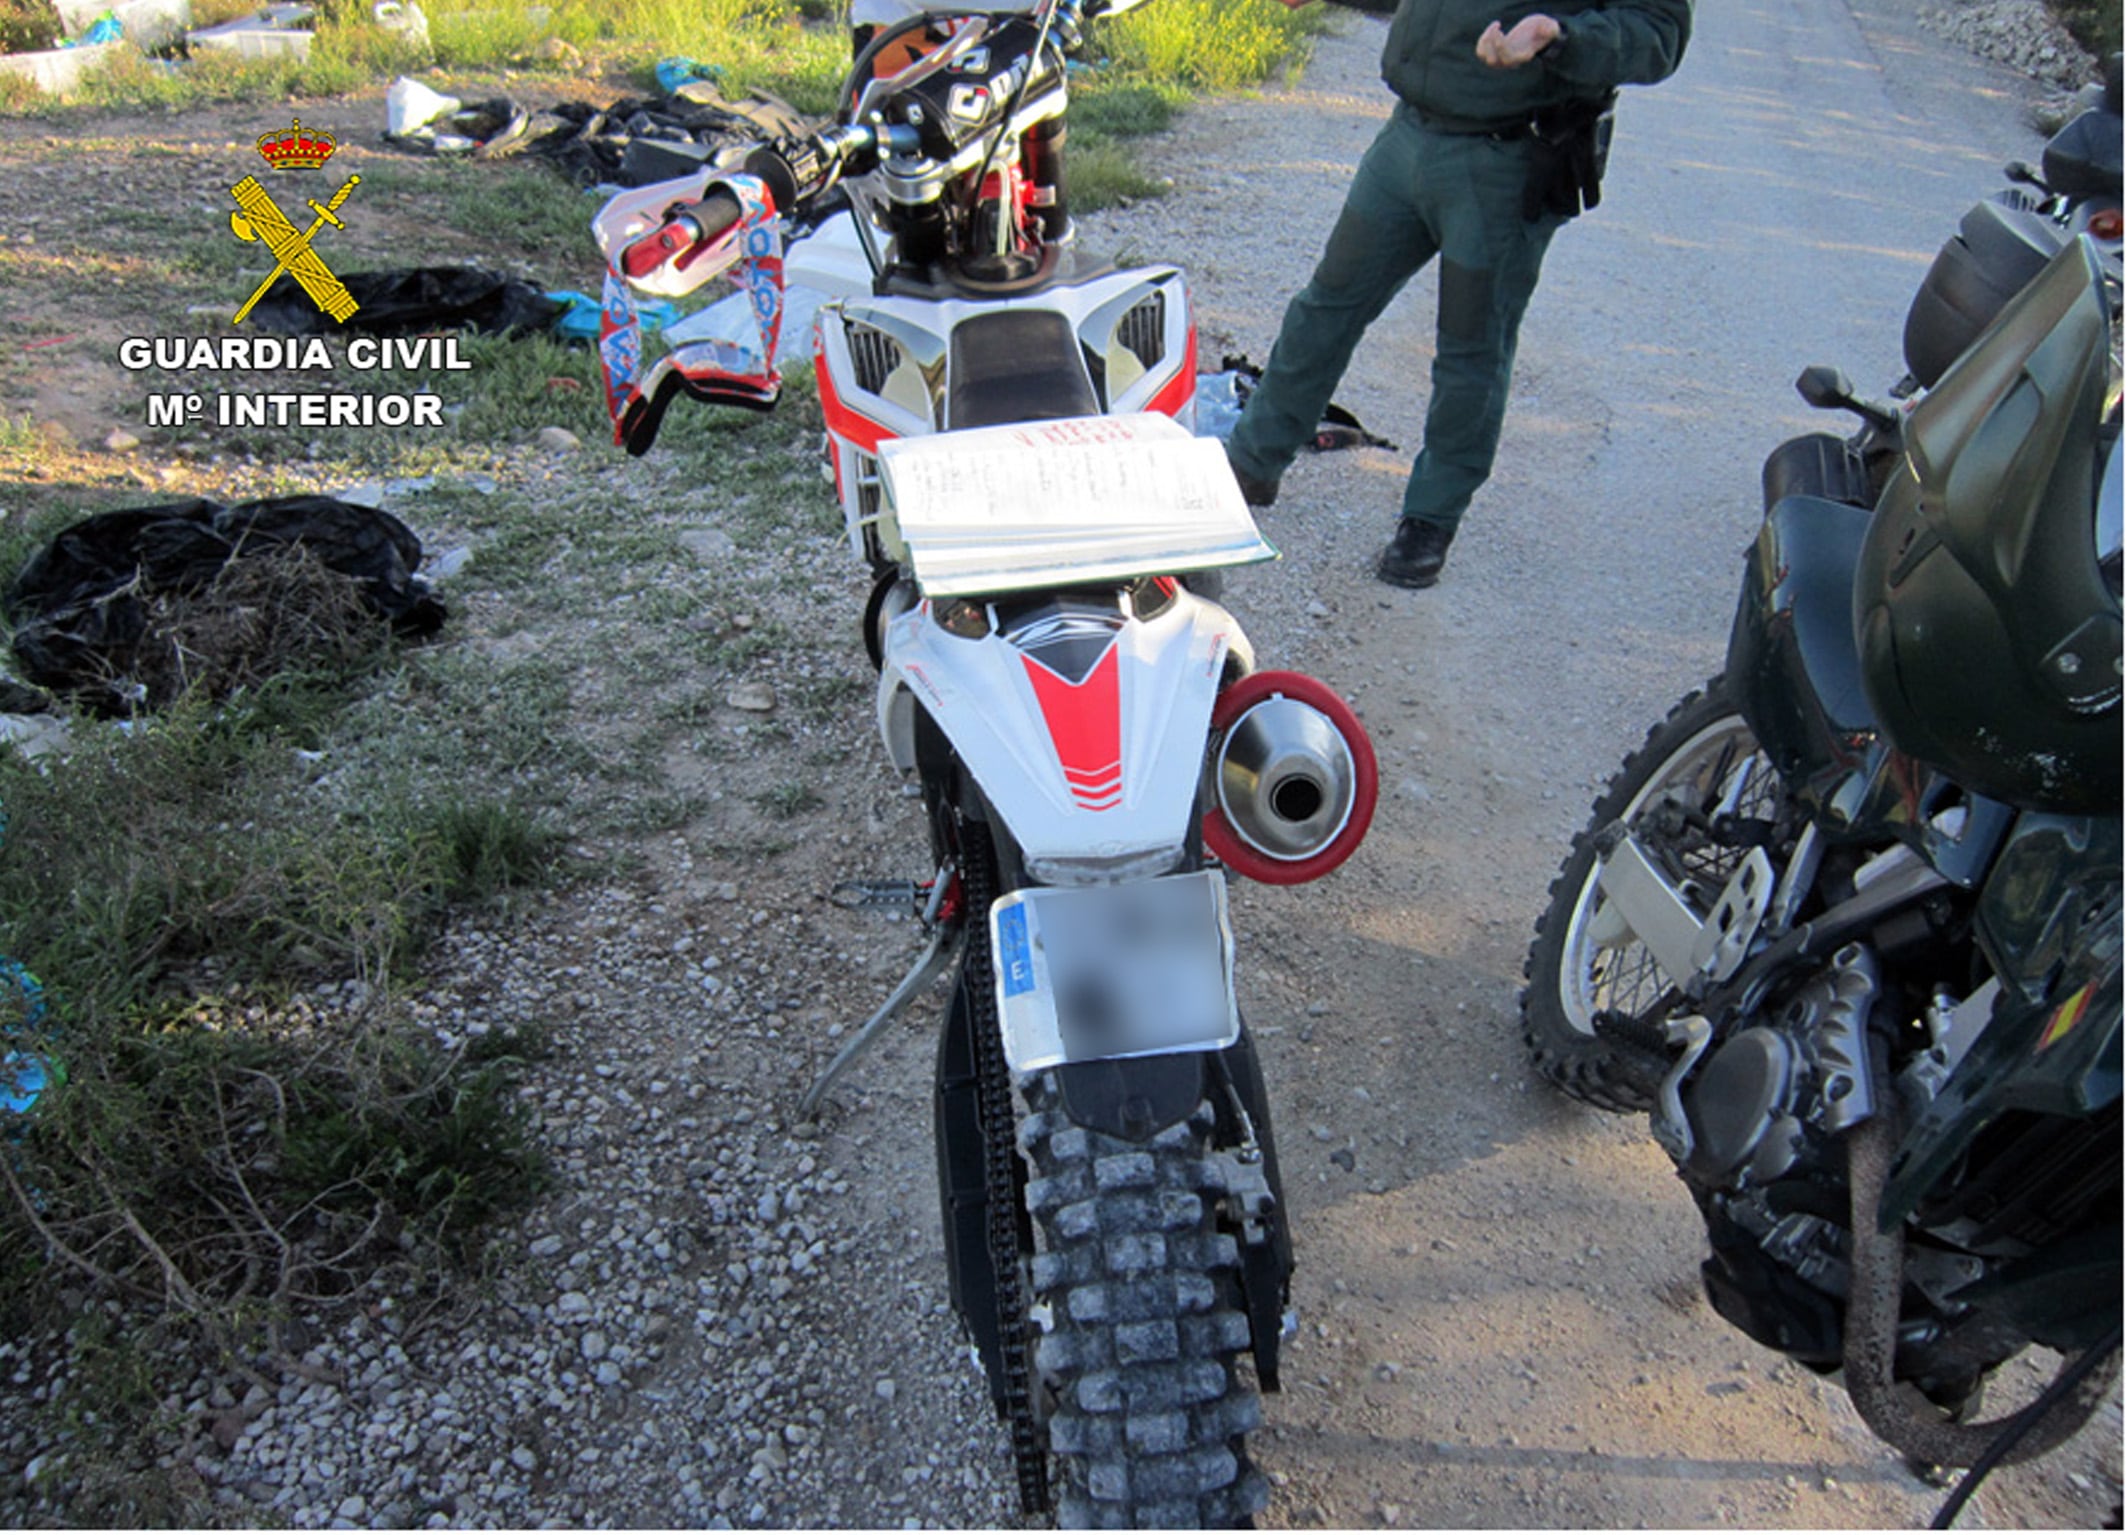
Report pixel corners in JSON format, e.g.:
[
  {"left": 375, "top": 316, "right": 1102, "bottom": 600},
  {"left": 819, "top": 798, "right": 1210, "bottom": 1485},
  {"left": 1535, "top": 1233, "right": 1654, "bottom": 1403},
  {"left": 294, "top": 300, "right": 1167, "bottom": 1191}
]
[{"left": 1067, "top": 0, "right": 2122, "bottom": 1526}]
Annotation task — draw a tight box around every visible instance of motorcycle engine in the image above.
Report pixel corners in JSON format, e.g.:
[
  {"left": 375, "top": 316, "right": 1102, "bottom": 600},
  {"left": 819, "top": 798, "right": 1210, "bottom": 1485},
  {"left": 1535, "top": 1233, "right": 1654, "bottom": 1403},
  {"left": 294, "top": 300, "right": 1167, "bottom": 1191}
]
[{"left": 1665, "top": 944, "right": 1887, "bottom": 1368}]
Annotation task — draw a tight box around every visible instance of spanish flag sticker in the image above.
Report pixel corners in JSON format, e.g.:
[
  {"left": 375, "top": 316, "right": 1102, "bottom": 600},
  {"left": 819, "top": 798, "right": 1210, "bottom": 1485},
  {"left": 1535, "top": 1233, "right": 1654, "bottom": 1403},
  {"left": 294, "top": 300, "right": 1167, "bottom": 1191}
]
[{"left": 2036, "top": 984, "right": 2092, "bottom": 1053}]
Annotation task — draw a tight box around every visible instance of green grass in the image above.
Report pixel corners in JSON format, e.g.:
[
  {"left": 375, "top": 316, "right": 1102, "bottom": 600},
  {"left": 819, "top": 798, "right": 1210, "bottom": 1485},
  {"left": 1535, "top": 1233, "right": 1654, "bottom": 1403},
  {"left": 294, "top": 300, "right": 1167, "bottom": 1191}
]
[
  {"left": 1067, "top": 133, "right": 1166, "bottom": 210},
  {"left": 430, "top": 161, "right": 600, "bottom": 260},
  {"left": 0, "top": 410, "right": 47, "bottom": 456},
  {"left": 9, "top": 0, "right": 848, "bottom": 110},
  {"left": 1061, "top": 2, "right": 1319, "bottom": 208},
  {"left": 0, "top": 0, "right": 56, "bottom": 51},
  {"left": 1094, "top": 0, "right": 1324, "bottom": 93},
  {"left": 753, "top": 779, "right": 823, "bottom": 818},
  {"left": 0, "top": 682, "right": 557, "bottom": 1339}
]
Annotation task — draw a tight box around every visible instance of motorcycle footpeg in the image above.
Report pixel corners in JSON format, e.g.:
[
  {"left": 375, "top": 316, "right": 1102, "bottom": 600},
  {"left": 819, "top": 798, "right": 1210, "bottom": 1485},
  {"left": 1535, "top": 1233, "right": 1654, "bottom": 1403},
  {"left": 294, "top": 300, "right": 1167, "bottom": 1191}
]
[
  {"left": 831, "top": 877, "right": 926, "bottom": 910},
  {"left": 1591, "top": 1008, "right": 1675, "bottom": 1061}
]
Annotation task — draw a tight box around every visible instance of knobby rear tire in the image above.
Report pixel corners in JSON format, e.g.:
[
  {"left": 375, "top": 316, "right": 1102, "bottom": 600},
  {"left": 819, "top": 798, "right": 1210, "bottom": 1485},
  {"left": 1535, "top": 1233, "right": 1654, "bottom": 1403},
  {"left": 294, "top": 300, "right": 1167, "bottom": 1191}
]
[{"left": 1020, "top": 1078, "right": 1267, "bottom": 1529}]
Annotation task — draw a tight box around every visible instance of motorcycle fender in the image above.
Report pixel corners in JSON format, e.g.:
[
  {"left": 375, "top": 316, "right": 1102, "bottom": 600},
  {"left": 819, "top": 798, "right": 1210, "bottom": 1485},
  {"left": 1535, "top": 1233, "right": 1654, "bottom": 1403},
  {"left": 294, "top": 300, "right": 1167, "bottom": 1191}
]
[
  {"left": 1723, "top": 494, "right": 1878, "bottom": 815},
  {"left": 1054, "top": 1050, "right": 1206, "bottom": 1143},
  {"left": 880, "top": 592, "right": 1233, "bottom": 871}
]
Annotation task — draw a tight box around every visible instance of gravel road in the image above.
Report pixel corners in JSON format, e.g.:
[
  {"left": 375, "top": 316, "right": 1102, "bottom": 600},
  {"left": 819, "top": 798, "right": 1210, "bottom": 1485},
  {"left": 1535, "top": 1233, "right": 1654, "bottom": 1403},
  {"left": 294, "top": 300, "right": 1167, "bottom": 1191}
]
[{"left": 2, "top": 0, "right": 2119, "bottom": 1529}]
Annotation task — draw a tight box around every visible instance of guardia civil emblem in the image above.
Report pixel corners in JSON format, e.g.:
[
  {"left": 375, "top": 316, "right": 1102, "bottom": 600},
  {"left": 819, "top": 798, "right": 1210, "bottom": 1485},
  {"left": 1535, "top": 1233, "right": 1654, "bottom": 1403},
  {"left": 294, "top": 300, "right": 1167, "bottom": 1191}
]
[{"left": 228, "top": 118, "right": 361, "bottom": 325}]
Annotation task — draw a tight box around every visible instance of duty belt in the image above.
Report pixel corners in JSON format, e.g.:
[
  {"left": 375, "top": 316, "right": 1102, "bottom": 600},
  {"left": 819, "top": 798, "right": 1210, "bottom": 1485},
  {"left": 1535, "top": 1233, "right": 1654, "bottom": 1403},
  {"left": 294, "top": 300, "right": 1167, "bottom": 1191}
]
[{"left": 1399, "top": 101, "right": 1536, "bottom": 142}]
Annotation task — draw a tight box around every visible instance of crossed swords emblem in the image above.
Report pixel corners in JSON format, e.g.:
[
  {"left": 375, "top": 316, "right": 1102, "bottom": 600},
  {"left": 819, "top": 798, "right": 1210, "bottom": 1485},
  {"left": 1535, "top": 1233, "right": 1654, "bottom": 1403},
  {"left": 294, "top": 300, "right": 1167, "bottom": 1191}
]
[{"left": 227, "top": 173, "right": 362, "bottom": 325}]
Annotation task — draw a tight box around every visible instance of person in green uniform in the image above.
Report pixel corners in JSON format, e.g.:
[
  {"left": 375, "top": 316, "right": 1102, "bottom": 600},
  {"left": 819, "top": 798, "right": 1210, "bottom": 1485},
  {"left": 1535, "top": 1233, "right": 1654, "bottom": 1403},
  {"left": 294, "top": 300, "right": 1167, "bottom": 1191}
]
[{"left": 1226, "top": 1, "right": 1693, "bottom": 587}]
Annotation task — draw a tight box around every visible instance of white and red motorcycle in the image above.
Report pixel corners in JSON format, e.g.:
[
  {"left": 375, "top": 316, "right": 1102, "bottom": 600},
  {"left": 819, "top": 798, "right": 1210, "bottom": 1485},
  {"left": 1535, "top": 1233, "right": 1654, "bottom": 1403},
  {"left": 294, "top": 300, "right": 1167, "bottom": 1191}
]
[{"left": 591, "top": 0, "right": 1378, "bottom": 1522}]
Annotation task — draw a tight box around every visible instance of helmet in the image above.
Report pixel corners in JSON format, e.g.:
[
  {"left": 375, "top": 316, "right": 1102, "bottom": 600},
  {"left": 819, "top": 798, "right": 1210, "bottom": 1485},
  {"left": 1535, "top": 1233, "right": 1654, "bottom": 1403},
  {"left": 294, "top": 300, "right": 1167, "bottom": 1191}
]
[{"left": 1854, "top": 238, "right": 2121, "bottom": 815}]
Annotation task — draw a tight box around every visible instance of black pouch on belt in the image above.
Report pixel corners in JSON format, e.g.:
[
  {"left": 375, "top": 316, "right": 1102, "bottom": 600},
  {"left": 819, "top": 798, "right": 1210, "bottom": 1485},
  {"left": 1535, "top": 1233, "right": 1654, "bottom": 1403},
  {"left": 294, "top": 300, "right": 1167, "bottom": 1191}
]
[{"left": 1523, "top": 90, "right": 1618, "bottom": 221}]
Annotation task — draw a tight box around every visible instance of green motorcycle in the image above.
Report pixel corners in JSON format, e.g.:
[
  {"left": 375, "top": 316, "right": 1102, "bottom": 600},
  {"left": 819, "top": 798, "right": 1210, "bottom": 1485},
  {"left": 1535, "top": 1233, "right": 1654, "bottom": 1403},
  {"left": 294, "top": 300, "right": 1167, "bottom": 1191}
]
[{"left": 1521, "top": 233, "right": 2121, "bottom": 1492}]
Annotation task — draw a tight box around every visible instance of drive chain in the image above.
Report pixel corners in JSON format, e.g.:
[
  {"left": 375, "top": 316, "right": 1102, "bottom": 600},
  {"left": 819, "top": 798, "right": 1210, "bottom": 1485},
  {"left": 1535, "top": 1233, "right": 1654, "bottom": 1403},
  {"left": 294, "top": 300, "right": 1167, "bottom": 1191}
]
[{"left": 957, "top": 818, "right": 1050, "bottom": 1514}]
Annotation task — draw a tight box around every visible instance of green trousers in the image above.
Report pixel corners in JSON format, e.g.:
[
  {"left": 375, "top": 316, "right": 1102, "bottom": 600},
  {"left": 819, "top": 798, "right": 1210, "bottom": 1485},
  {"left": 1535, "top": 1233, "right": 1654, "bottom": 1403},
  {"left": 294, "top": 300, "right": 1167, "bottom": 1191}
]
[{"left": 1228, "top": 103, "right": 1564, "bottom": 531}]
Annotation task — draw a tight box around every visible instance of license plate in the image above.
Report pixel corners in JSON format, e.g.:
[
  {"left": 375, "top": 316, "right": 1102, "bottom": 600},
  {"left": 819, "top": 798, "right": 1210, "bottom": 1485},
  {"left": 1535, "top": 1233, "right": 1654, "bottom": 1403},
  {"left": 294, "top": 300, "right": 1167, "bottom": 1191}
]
[{"left": 989, "top": 870, "right": 1239, "bottom": 1073}]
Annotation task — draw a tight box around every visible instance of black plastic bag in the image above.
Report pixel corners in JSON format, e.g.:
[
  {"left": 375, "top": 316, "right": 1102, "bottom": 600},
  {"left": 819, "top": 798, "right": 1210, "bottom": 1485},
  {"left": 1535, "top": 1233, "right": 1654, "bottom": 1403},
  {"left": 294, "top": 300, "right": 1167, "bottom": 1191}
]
[
  {"left": 1217, "top": 354, "right": 1398, "bottom": 453},
  {"left": 6, "top": 496, "right": 446, "bottom": 713},
  {"left": 525, "top": 83, "right": 814, "bottom": 188},
  {"left": 249, "top": 268, "right": 563, "bottom": 338}
]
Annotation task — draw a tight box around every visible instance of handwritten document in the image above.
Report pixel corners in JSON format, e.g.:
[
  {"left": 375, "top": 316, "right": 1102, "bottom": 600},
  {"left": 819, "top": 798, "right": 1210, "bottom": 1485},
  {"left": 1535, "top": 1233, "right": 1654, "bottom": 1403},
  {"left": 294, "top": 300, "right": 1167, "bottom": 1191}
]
[{"left": 878, "top": 413, "right": 1278, "bottom": 596}]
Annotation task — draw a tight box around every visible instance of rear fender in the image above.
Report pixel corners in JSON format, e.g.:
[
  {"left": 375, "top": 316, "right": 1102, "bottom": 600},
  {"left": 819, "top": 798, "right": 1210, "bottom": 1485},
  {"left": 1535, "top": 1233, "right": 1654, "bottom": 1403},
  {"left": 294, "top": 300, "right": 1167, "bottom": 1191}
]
[{"left": 880, "top": 587, "right": 1235, "bottom": 873}]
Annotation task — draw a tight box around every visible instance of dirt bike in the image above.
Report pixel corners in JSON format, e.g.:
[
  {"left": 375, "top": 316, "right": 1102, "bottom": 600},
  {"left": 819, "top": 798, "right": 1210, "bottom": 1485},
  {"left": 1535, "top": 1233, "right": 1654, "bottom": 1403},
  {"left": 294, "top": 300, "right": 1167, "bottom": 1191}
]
[
  {"left": 1520, "top": 224, "right": 2121, "bottom": 1509},
  {"left": 589, "top": 1, "right": 1379, "bottom": 1523}
]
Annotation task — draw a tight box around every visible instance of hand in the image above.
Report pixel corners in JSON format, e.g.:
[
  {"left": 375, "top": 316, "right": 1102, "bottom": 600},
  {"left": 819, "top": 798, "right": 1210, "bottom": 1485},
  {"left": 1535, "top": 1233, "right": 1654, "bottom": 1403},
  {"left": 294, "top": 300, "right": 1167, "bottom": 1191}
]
[{"left": 1476, "top": 14, "right": 1560, "bottom": 67}]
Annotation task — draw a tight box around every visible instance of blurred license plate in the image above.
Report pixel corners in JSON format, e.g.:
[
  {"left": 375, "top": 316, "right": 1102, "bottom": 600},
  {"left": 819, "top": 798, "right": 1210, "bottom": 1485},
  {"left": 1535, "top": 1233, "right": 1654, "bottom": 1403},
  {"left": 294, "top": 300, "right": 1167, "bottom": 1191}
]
[{"left": 989, "top": 870, "right": 1238, "bottom": 1073}]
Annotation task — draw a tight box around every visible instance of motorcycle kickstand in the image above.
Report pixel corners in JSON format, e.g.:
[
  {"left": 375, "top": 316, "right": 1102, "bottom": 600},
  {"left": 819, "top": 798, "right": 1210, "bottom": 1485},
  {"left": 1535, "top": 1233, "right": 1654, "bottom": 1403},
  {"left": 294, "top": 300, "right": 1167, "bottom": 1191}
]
[{"left": 799, "top": 867, "right": 960, "bottom": 1118}]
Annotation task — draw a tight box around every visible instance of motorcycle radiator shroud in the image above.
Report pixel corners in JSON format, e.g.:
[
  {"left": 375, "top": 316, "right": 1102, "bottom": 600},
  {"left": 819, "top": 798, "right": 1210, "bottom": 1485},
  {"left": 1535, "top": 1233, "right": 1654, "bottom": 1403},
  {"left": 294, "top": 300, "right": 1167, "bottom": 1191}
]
[{"left": 799, "top": 223, "right": 1199, "bottom": 564}]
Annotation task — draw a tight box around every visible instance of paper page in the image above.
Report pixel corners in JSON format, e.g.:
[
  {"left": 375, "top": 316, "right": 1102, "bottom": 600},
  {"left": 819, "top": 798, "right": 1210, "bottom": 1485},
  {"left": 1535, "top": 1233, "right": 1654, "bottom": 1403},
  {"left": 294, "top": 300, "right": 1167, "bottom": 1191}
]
[{"left": 876, "top": 413, "right": 1276, "bottom": 593}]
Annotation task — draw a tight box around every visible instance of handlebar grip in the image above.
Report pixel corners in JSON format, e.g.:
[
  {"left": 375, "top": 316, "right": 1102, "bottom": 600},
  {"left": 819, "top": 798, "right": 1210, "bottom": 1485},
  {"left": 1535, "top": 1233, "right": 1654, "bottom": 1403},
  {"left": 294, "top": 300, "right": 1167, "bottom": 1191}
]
[
  {"left": 693, "top": 189, "right": 744, "bottom": 242},
  {"left": 743, "top": 147, "right": 801, "bottom": 213},
  {"left": 617, "top": 190, "right": 745, "bottom": 278}
]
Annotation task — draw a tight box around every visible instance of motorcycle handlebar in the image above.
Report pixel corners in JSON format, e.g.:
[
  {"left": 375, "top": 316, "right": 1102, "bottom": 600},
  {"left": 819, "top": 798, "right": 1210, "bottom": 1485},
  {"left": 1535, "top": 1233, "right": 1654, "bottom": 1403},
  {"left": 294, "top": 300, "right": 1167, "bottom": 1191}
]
[{"left": 618, "top": 189, "right": 744, "bottom": 278}]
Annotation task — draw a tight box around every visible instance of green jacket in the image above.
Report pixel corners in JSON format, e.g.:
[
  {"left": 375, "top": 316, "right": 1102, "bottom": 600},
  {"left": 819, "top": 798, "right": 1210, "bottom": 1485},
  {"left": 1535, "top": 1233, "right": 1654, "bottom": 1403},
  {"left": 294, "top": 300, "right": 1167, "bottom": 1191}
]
[{"left": 1379, "top": 0, "right": 1692, "bottom": 129}]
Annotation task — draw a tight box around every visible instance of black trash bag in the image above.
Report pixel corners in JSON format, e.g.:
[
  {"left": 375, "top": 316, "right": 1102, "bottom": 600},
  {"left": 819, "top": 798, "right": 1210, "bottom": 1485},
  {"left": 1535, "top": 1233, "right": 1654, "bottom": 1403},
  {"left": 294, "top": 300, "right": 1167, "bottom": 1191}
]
[
  {"left": 249, "top": 267, "right": 564, "bottom": 338},
  {"left": 5, "top": 496, "right": 446, "bottom": 714},
  {"left": 525, "top": 83, "right": 815, "bottom": 188}
]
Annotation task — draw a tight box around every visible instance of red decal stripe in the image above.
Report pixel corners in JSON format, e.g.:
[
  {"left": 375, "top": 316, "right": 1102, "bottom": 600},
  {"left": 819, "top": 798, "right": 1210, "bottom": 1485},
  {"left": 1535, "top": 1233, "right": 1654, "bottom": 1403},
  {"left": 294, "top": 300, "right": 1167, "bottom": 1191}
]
[
  {"left": 817, "top": 349, "right": 894, "bottom": 455},
  {"left": 1146, "top": 322, "right": 1199, "bottom": 420},
  {"left": 1021, "top": 643, "right": 1122, "bottom": 811}
]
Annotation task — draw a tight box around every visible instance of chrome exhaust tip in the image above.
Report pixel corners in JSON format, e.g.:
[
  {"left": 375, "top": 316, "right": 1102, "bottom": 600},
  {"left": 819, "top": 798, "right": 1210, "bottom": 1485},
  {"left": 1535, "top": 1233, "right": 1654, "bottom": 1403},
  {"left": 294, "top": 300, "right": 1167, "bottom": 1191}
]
[{"left": 1215, "top": 693, "right": 1358, "bottom": 861}]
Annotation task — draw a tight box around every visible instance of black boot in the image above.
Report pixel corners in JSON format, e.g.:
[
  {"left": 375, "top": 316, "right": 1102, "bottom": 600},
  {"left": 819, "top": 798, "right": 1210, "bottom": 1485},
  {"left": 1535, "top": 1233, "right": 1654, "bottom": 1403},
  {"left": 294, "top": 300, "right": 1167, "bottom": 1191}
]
[
  {"left": 1376, "top": 518, "right": 1454, "bottom": 588},
  {"left": 1223, "top": 444, "right": 1279, "bottom": 508}
]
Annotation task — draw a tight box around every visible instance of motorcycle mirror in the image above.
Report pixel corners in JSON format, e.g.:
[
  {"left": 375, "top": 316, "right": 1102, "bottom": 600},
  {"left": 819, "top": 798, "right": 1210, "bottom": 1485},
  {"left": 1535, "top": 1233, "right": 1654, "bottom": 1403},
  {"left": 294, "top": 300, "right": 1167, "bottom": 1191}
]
[
  {"left": 2003, "top": 159, "right": 2048, "bottom": 190},
  {"left": 1795, "top": 364, "right": 1856, "bottom": 410},
  {"left": 1796, "top": 364, "right": 1901, "bottom": 433}
]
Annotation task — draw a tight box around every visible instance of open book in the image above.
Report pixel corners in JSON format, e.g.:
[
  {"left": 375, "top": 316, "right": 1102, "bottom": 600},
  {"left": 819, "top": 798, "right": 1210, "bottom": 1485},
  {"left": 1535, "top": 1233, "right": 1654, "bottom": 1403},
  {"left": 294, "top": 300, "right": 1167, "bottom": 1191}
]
[{"left": 877, "top": 413, "right": 1279, "bottom": 597}]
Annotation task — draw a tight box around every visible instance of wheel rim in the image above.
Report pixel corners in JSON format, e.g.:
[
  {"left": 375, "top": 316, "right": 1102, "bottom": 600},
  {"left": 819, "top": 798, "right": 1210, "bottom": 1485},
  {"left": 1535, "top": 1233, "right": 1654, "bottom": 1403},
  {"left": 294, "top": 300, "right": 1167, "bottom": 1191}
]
[{"left": 1557, "top": 712, "right": 1776, "bottom": 1037}]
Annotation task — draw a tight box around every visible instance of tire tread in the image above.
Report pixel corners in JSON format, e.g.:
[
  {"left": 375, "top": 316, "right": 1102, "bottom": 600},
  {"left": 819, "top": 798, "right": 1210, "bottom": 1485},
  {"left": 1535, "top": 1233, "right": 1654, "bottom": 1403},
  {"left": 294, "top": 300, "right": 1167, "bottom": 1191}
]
[{"left": 1025, "top": 1080, "right": 1267, "bottom": 1528}]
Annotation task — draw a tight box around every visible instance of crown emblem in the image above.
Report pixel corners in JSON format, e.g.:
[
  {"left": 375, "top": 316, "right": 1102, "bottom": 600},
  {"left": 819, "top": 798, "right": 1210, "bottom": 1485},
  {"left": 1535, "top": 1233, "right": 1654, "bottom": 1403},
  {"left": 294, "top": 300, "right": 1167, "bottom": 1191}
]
[{"left": 256, "top": 117, "right": 336, "bottom": 172}]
